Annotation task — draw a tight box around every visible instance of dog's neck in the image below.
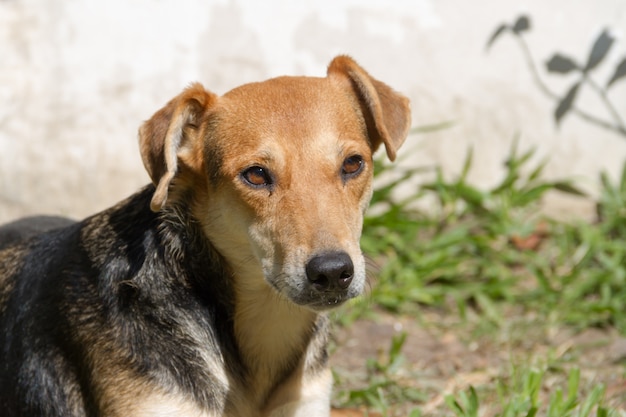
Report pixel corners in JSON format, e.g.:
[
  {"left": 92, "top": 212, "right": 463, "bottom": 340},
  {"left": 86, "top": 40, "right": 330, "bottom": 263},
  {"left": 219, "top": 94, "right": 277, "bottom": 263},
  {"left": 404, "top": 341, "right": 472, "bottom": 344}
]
[
  {"left": 228, "top": 260, "right": 319, "bottom": 399},
  {"left": 162, "top": 200, "right": 322, "bottom": 405},
  {"left": 161, "top": 189, "right": 325, "bottom": 405}
]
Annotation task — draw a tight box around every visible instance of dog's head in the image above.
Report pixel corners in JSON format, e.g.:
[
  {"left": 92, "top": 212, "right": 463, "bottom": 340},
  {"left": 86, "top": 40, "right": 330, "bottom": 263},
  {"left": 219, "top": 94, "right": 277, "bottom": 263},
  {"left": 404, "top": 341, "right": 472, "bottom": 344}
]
[{"left": 139, "top": 56, "right": 410, "bottom": 311}]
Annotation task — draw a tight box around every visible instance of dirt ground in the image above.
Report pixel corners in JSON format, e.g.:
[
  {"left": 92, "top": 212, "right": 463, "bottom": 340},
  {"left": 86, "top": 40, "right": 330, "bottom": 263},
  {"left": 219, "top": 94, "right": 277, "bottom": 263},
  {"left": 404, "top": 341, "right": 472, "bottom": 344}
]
[{"left": 329, "top": 309, "right": 626, "bottom": 416}]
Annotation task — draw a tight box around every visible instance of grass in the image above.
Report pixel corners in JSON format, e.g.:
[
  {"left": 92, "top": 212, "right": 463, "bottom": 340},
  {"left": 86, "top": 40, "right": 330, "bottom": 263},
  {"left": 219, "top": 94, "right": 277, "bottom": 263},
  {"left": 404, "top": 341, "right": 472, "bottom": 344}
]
[
  {"left": 333, "top": 333, "right": 427, "bottom": 414},
  {"left": 331, "top": 140, "right": 626, "bottom": 416},
  {"left": 448, "top": 366, "right": 622, "bottom": 417}
]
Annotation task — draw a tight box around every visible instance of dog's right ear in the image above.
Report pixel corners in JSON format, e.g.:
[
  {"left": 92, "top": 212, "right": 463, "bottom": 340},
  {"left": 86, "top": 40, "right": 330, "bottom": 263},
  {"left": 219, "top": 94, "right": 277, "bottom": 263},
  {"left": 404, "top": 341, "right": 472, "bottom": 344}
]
[
  {"left": 139, "top": 83, "right": 217, "bottom": 212},
  {"left": 327, "top": 56, "right": 411, "bottom": 162}
]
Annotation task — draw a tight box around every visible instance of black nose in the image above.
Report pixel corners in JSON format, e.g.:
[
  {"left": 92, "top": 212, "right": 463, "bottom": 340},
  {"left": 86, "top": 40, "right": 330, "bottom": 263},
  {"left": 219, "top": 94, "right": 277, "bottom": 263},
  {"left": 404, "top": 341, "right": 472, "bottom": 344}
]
[{"left": 305, "top": 252, "right": 354, "bottom": 291}]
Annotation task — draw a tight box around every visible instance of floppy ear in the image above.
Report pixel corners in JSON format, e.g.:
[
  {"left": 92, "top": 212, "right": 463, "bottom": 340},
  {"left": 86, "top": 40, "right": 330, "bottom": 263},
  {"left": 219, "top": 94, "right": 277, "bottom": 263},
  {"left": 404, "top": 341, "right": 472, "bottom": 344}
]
[
  {"left": 139, "top": 83, "right": 217, "bottom": 212},
  {"left": 327, "top": 55, "right": 411, "bottom": 161}
]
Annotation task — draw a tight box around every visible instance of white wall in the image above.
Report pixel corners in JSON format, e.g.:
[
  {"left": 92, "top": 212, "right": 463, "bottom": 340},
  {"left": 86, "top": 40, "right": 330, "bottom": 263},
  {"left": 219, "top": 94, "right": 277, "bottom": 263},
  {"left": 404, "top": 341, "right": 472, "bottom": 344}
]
[{"left": 1, "top": 0, "right": 625, "bottom": 222}]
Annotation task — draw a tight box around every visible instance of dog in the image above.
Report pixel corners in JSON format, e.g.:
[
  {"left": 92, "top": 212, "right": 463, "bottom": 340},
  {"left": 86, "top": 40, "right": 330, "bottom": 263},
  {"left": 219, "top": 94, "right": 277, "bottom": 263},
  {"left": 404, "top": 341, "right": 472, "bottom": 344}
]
[{"left": 0, "top": 55, "right": 410, "bottom": 417}]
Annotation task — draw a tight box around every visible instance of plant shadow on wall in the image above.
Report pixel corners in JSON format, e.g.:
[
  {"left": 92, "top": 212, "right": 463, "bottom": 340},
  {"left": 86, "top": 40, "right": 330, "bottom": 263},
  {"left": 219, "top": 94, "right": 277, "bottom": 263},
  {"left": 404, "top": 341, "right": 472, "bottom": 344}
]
[{"left": 487, "top": 15, "right": 626, "bottom": 138}]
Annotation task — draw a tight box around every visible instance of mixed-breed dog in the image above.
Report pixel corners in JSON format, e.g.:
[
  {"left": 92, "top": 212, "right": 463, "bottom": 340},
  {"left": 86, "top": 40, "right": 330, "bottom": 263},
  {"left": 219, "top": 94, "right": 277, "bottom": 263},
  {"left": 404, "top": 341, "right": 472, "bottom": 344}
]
[{"left": 0, "top": 56, "right": 410, "bottom": 416}]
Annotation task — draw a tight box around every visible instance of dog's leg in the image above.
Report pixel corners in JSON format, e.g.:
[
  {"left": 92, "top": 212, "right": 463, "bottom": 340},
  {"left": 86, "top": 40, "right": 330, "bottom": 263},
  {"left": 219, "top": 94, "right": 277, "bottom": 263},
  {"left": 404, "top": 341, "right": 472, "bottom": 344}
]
[{"left": 263, "top": 368, "right": 332, "bottom": 417}]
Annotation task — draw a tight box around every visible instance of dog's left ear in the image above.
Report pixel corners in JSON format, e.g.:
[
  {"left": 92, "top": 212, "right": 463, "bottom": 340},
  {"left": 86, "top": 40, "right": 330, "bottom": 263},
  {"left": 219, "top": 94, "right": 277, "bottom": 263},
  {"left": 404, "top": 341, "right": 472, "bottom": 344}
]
[
  {"left": 327, "top": 56, "right": 411, "bottom": 161},
  {"left": 139, "top": 83, "right": 217, "bottom": 212}
]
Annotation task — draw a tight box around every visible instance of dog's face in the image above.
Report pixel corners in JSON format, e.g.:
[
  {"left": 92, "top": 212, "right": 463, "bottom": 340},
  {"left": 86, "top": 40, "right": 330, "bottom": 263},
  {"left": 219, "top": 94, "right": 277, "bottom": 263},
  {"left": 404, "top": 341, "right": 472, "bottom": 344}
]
[
  {"left": 202, "top": 77, "right": 376, "bottom": 310},
  {"left": 139, "top": 56, "right": 411, "bottom": 311}
]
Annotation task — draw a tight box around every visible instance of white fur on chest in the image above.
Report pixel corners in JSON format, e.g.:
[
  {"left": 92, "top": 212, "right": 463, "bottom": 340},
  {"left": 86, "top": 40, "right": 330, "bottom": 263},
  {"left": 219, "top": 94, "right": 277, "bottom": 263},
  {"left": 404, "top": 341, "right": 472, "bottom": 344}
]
[
  {"left": 131, "top": 367, "right": 331, "bottom": 417},
  {"left": 132, "top": 394, "right": 218, "bottom": 417}
]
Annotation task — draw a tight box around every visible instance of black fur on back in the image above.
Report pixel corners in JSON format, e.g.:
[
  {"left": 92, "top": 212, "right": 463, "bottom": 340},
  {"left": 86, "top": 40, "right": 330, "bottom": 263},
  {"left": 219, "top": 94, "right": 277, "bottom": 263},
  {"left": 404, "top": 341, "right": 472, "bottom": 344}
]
[
  {"left": 0, "top": 216, "right": 76, "bottom": 251},
  {"left": 0, "top": 185, "right": 244, "bottom": 416}
]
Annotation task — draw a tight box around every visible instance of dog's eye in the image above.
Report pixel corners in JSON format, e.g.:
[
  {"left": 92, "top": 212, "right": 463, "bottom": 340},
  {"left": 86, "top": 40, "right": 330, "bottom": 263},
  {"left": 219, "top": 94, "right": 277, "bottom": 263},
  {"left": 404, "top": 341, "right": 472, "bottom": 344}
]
[
  {"left": 341, "top": 155, "right": 364, "bottom": 178},
  {"left": 241, "top": 166, "right": 273, "bottom": 188}
]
